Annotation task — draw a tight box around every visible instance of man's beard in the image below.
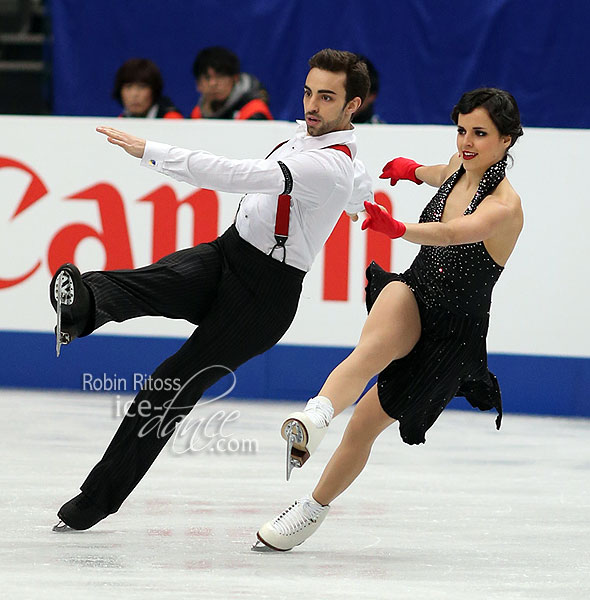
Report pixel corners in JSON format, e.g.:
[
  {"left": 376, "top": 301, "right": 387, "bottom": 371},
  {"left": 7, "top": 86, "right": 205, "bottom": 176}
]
[{"left": 306, "top": 109, "right": 347, "bottom": 137}]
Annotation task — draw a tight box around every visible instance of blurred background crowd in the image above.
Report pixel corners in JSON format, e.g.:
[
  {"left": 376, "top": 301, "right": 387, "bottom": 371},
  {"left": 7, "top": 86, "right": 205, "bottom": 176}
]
[{"left": 0, "top": 1, "right": 589, "bottom": 128}]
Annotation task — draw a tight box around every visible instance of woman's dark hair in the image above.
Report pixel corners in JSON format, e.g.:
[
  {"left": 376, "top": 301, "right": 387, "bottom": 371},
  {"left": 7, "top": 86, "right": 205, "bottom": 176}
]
[
  {"left": 356, "top": 54, "right": 379, "bottom": 95},
  {"left": 113, "top": 58, "right": 163, "bottom": 104},
  {"left": 192, "top": 46, "right": 240, "bottom": 79},
  {"left": 308, "top": 49, "right": 370, "bottom": 105},
  {"left": 451, "top": 87, "right": 523, "bottom": 150}
]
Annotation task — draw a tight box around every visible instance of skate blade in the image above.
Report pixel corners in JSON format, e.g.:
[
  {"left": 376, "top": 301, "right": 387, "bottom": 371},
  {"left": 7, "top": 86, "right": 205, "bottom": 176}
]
[
  {"left": 56, "top": 331, "right": 70, "bottom": 358},
  {"left": 55, "top": 273, "right": 72, "bottom": 357},
  {"left": 52, "top": 520, "right": 76, "bottom": 533},
  {"left": 285, "top": 421, "right": 307, "bottom": 481},
  {"left": 56, "top": 274, "right": 63, "bottom": 357},
  {"left": 251, "top": 540, "right": 276, "bottom": 552},
  {"left": 281, "top": 418, "right": 308, "bottom": 448},
  {"left": 251, "top": 536, "right": 291, "bottom": 552}
]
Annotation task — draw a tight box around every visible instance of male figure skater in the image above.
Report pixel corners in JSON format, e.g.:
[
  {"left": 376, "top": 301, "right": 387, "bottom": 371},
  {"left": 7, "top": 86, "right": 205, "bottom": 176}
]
[{"left": 50, "top": 49, "right": 371, "bottom": 531}]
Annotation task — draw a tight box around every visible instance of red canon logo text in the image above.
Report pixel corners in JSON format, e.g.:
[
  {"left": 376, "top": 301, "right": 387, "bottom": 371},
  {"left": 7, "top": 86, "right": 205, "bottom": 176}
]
[{"left": 2, "top": 158, "right": 394, "bottom": 301}]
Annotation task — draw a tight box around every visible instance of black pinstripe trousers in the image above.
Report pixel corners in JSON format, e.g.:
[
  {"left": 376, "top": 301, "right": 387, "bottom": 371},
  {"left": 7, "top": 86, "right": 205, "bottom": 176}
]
[{"left": 78, "top": 225, "right": 305, "bottom": 513}]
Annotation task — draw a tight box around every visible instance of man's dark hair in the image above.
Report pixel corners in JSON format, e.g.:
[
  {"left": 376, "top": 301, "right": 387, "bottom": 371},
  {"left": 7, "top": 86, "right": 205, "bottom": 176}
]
[
  {"left": 308, "top": 49, "right": 370, "bottom": 105},
  {"left": 451, "top": 87, "right": 523, "bottom": 149},
  {"left": 113, "top": 58, "right": 163, "bottom": 104},
  {"left": 192, "top": 46, "right": 240, "bottom": 79}
]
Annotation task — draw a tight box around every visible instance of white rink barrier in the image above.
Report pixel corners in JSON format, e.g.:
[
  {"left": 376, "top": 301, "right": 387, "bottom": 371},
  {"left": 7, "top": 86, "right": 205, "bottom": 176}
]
[{"left": 1, "top": 117, "right": 588, "bottom": 416}]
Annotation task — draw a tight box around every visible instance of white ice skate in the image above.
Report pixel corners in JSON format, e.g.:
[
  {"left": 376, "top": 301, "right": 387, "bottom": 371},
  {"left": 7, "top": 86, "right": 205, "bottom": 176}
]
[
  {"left": 282, "top": 396, "right": 333, "bottom": 481},
  {"left": 253, "top": 495, "right": 330, "bottom": 551}
]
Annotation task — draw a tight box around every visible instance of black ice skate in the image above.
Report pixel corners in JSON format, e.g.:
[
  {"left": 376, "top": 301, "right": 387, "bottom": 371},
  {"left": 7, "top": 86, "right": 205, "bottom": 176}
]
[
  {"left": 52, "top": 493, "right": 108, "bottom": 532},
  {"left": 49, "top": 263, "right": 90, "bottom": 357}
]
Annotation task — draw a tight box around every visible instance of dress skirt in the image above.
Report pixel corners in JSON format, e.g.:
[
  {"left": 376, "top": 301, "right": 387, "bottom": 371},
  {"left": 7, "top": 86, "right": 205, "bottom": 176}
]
[{"left": 366, "top": 261, "right": 502, "bottom": 445}]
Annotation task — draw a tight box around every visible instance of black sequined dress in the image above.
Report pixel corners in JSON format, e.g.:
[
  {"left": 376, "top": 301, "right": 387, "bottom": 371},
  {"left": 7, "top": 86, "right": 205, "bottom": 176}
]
[{"left": 366, "top": 158, "right": 507, "bottom": 445}]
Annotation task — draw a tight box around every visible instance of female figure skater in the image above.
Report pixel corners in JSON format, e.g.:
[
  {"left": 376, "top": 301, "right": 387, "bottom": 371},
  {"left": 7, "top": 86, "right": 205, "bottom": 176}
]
[{"left": 256, "top": 87, "right": 524, "bottom": 551}]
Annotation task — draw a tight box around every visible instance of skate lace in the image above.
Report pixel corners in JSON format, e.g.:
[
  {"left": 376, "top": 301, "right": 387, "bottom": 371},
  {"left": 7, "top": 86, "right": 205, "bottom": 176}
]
[
  {"left": 272, "top": 497, "right": 325, "bottom": 536},
  {"left": 304, "top": 397, "right": 334, "bottom": 428}
]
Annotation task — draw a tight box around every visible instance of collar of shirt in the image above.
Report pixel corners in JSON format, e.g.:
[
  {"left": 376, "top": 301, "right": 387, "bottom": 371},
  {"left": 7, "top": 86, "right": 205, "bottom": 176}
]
[{"left": 291, "top": 120, "right": 357, "bottom": 159}]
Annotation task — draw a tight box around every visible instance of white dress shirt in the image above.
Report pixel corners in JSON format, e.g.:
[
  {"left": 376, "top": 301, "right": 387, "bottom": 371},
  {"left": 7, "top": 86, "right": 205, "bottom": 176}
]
[{"left": 141, "top": 121, "right": 373, "bottom": 271}]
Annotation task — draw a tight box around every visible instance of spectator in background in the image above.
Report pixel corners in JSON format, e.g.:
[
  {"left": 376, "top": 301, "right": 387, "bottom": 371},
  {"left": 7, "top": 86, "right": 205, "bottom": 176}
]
[
  {"left": 353, "top": 55, "right": 384, "bottom": 124},
  {"left": 191, "top": 46, "right": 272, "bottom": 120},
  {"left": 113, "top": 58, "right": 183, "bottom": 119}
]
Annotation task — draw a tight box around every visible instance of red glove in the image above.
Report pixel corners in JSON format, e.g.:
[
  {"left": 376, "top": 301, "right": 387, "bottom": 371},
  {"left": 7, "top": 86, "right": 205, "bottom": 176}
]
[
  {"left": 379, "top": 157, "right": 423, "bottom": 186},
  {"left": 361, "top": 201, "right": 406, "bottom": 239}
]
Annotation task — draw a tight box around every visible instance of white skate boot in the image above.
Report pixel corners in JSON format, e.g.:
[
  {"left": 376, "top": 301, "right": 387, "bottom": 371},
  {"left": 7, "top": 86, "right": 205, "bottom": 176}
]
[
  {"left": 282, "top": 396, "right": 334, "bottom": 480},
  {"left": 254, "top": 495, "right": 330, "bottom": 551}
]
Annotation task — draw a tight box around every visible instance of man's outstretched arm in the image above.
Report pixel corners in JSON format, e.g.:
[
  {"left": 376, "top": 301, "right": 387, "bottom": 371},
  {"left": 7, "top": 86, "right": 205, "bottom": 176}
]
[
  {"left": 96, "top": 126, "right": 350, "bottom": 206},
  {"left": 96, "top": 126, "right": 285, "bottom": 195}
]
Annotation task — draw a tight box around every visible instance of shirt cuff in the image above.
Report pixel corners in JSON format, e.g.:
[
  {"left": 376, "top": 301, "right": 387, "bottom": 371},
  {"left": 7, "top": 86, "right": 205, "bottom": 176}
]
[
  {"left": 344, "top": 197, "right": 367, "bottom": 216},
  {"left": 140, "top": 140, "right": 173, "bottom": 171}
]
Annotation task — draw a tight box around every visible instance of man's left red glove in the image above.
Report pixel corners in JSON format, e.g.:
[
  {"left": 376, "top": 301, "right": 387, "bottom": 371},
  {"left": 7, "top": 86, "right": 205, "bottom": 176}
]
[{"left": 361, "top": 201, "right": 406, "bottom": 239}]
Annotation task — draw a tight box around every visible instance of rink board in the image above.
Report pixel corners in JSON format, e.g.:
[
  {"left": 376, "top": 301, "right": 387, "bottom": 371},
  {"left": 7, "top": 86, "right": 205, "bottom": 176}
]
[
  {"left": 2, "top": 330, "right": 589, "bottom": 418},
  {"left": 0, "top": 118, "right": 588, "bottom": 416}
]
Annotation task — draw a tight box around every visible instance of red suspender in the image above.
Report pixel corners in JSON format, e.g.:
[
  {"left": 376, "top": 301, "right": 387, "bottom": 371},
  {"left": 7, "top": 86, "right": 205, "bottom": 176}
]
[
  {"left": 270, "top": 143, "right": 353, "bottom": 262},
  {"left": 274, "top": 194, "right": 291, "bottom": 241},
  {"left": 325, "top": 144, "right": 353, "bottom": 160},
  {"left": 265, "top": 140, "right": 289, "bottom": 159}
]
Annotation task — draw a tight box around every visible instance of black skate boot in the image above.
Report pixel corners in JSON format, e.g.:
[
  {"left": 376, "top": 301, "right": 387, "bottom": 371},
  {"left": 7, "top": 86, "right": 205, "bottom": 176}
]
[
  {"left": 52, "top": 493, "right": 108, "bottom": 532},
  {"left": 49, "top": 263, "right": 91, "bottom": 357}
]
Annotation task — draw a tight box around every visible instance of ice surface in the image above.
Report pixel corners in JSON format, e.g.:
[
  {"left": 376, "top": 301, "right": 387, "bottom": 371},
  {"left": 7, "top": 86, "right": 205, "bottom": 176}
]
[{"left": 1, "top": 389, "right": 589, "bottom": 599}]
